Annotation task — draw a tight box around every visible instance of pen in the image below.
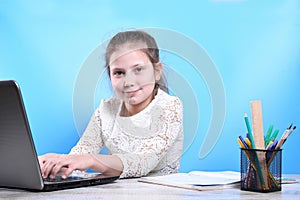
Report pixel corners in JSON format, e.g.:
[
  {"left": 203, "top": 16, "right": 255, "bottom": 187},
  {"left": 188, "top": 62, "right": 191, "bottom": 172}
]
[
  {"left": 265, "top": 125, "right": 273, "bottom": 147},
  {"left": 268, "top": 125, "right": 295, "bottom": 167},
  {"left": 238, "top": 136, "right": 249, "bottom": 149},
  {"left": 275, "top": 124, "right": 293, "bottom": 150},
  {"left": 245, "top": 137, "right": 252, "bottom": 149},
  {"left": 237, "top": 138, "right": 247, "bottom": 149},
  {"left": 280, "top": 124, "right": 292, "bottom": 139},
  {"left": 279, "top": 125, "right": 296, "bottom": 147},
  {"left": 244, "top": 113, "right": 256, "bottom": 149},
  {"left": 269, "top": 140, "right": 278, "bottom": 150},
  {"left": 269, "top": 129, "right": 279, "bottom": 142},
  {"left": 266, "top": 141, "right": 274, "bottom": 150},
  {"left": 286, "top": 125, "right": 296, "bottom": 138},
  {"left": 246, "top": 133, "right": 249, "bottom": 139}
]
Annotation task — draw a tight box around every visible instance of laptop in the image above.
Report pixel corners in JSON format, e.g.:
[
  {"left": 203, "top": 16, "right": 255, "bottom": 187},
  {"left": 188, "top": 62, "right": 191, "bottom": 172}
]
[{"left": 0, "top": 80, "right": 119, "bottom": 191}]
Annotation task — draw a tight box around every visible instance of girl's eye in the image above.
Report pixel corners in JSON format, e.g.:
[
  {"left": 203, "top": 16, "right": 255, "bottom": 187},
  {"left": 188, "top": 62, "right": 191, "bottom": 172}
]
[
  {"left": 113, "top": 71, "right": 124, "bottom": 76},
  {"left": 135, "top": 66, "right": 142, "bottom": 73}
]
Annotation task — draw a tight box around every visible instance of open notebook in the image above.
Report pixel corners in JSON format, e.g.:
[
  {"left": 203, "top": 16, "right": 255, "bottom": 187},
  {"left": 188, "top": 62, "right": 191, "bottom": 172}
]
[{"left": 139, "top": 171, "right": 241, "bottom": 191}]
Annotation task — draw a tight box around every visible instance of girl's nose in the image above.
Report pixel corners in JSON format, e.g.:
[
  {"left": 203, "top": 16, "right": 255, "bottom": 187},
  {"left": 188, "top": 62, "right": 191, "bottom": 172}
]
[{"left": 123, "top": 74, "right": 135, "bottom": 87}]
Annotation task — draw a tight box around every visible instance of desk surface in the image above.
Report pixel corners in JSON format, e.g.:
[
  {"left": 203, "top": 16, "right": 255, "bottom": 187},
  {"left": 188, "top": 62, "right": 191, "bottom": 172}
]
[{"left": 1, "top": 175, "right": 300, "bottom": 200}]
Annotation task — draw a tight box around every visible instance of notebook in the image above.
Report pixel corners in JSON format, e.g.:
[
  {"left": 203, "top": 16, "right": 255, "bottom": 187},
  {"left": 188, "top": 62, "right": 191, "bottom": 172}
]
[
  {"left": 139, "top": 171, "right": 240, "bottom": 191},
  {"left": 0, "top": 80, "right": 119, "bottom": 191}
]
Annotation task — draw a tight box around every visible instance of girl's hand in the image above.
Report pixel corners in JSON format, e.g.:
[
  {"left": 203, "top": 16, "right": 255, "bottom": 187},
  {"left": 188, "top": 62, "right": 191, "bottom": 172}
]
[{"left": 38, "top": 153, "right": 95, "bottom": 179}]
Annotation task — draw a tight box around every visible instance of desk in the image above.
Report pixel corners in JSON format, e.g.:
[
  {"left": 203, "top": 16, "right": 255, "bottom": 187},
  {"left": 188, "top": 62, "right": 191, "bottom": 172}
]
[{"left": 0, "top": 175, "right": 300, "bottom": 200}]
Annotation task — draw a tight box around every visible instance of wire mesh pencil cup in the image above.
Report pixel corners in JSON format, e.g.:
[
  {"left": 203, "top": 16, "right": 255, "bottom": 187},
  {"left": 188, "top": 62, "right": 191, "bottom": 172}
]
[{"left": 240, "top": 148, "right": 282, "bottom": 192}]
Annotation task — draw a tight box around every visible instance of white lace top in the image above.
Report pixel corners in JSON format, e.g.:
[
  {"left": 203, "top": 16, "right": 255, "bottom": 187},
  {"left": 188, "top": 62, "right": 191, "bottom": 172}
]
[{"left": 69, "top": 89, "right": 184, "bottom": 178}]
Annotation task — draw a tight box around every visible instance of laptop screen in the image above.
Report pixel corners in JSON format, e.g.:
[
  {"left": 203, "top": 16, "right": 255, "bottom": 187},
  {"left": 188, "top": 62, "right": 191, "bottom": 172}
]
[{"left": 0, "top": 80, "right": 44, "bottom": 190}]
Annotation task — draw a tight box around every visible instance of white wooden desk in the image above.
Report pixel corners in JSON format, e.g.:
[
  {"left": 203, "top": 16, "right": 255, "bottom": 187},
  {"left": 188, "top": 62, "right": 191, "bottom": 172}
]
[{"left": 1, "top": 175, "right": 299, "bottom": 200}]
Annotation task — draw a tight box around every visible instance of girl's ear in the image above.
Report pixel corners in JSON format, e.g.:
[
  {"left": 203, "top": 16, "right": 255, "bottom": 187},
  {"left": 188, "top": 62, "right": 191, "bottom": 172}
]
[{"left": 154, "top": 62, "right": 163, "bottom": 82}]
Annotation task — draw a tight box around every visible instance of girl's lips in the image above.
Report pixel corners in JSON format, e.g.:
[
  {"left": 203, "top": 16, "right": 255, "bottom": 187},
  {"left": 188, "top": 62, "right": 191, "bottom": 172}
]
[{"left": 124, "top": 89, "right": 140, "bottom": 96}]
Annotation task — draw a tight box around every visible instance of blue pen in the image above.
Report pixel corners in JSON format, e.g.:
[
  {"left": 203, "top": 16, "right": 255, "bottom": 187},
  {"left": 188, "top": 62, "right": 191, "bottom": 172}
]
[
  {"left": 239, "top": 136, "right": 249, "bottom": 149},
  {"left": 266, "top": 140, "right": 277, "bottom": 151},
  {"left": 266, "top": 141, "right": 274, "bottom": 150}
]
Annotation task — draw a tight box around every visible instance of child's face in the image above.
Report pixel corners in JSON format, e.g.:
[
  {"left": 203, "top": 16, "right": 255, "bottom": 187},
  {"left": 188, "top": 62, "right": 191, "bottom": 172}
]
[{"left": 109, "top": 47, "right": 161, "bottom": 114}]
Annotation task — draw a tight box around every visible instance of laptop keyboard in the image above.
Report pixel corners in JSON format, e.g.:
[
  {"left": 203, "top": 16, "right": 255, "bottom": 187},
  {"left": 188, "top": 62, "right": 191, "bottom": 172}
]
[
  {"left": 43, "top": 171, "right": 102, "bottom": 183},
  {"left": 44, "top": 176, "right": 84, "bottom": 183}
]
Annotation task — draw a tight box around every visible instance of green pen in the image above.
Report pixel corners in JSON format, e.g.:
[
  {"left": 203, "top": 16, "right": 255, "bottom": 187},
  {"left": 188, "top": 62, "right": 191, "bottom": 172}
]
[
  {"left": 265, "top": 125, "right": 274, "bottom": 147},
  {"left": 270, "top": 129, "right": 279, "bottom": 141},
  {"left": 244, "top": 113, "right": 256, "bottom": 149}
]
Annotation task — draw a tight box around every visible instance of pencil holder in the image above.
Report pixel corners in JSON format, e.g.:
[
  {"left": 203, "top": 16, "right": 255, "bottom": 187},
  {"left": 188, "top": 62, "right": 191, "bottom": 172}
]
[{"left": 240, "top": 148, "right": 282, "bottom": 192}]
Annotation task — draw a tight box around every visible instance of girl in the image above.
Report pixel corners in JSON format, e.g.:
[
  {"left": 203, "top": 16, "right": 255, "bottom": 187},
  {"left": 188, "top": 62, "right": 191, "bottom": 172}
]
[{"left": 39, "top": 30, "right": 184, "bottom": 179}]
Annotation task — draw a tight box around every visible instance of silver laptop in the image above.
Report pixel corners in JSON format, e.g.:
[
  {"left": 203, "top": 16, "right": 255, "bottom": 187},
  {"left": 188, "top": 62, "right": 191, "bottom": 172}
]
[{"left": 0, "top": 80, "right": 119, "bottom": 191}]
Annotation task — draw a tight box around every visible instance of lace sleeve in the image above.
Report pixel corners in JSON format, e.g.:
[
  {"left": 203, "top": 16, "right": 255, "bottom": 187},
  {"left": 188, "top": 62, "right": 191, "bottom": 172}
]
[
  {"left": 114, "top": 98, "right": 183, "bottom": 178},
  {"left": 69, "top": 109, "right": 104, "bottom": 154}
]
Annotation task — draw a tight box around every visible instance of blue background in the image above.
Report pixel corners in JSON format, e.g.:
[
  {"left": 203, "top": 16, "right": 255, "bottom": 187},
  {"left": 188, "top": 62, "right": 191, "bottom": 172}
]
[{"left": 1, "top": 1, "right": 299, "bottom": 173}]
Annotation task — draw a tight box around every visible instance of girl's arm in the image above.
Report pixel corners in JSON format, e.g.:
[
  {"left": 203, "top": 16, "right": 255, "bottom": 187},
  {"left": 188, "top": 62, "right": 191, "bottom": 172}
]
[
  {"left": 39, "top": 105, "right": 106, "bottom": 178},
  {"left": 39, "top": 153, "right": 123, "bottom": 179}
]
